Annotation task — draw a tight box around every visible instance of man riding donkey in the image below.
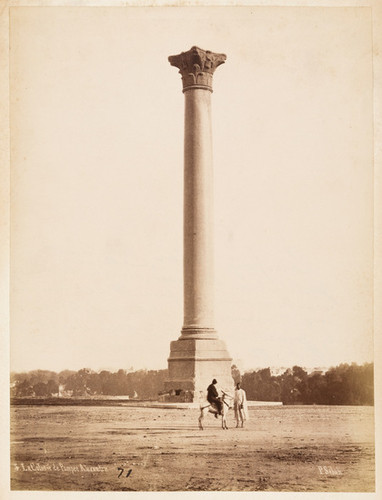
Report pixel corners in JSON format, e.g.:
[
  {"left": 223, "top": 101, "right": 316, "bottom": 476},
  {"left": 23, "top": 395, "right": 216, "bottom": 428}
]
[{"left": 206, "top": 378, "right": 223, "bottom": 417}]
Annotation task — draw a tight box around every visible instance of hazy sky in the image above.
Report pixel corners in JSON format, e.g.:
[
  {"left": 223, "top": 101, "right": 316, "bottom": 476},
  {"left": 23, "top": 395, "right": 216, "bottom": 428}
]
[{"left": 10, "top": 6, "right": 374, "bottom": 373}]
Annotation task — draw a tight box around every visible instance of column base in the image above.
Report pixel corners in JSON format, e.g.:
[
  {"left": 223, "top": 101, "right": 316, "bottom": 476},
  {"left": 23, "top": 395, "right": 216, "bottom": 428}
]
[
  {"left": 163, "top": 336, "right": 234, "bottom": 403},
  {"left": 179, "top": 327, "right": 219, "bottom": 340}
]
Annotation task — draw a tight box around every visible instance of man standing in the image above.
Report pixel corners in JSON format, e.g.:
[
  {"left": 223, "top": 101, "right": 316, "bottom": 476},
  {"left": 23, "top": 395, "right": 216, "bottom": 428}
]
[
  {"left": 207, "top": 379, "right": 223, "bottom": 416},
  {"left": 234, "top": 382, "right": 248, "bottom": 427}
]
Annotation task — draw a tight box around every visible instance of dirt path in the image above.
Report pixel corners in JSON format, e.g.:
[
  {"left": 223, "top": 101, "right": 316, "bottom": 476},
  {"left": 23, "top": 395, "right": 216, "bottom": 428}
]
[{"left": 10, "top": 405, "right": 375, "bottom": 491}]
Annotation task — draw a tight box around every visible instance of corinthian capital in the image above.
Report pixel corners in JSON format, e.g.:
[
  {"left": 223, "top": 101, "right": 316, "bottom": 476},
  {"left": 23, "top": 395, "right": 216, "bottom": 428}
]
[{"left": 168, "top": 46, "right": 226, "bottom": 92}]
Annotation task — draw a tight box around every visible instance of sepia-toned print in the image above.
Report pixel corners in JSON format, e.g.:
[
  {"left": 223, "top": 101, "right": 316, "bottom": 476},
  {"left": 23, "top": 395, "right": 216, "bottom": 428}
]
[{"left": 4, "top": 4, "right": 378, "bottom": 495}]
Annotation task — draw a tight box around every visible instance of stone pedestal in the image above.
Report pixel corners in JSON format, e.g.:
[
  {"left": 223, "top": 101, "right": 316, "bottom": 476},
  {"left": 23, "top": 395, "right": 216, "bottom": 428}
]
[
  {"left": 165, "top": 47, "right": 233, "bottom": 402},
  {"left": 165, "top": 338, "right": 233, "bottom": 401}
]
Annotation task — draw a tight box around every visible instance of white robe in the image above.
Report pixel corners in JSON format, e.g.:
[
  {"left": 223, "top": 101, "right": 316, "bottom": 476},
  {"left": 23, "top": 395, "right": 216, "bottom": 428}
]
[{"left": 234, "top": 388, "right": 249, "bottom": 421}]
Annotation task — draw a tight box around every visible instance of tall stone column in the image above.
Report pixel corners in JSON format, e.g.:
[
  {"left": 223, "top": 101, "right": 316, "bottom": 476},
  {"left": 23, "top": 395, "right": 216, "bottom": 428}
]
[{"left": 165, "top": 47, "right": 233, "bottom": 402}]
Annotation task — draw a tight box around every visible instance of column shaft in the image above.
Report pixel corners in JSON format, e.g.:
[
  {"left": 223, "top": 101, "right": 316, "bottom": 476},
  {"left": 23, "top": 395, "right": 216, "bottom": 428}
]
[{"left": 182, "top": 89, "right": 215, "bottom": 335}]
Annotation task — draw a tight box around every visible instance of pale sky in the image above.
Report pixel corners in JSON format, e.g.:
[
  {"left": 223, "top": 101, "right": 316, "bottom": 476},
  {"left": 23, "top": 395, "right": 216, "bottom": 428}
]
[{"left": 9, "top": 6, "right": 374, "bottom": 373}]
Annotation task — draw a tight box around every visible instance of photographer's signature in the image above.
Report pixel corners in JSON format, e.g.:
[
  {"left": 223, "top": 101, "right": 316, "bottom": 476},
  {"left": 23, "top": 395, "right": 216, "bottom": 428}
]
[{"left": 318, "top": 465, "right": 342, "bottom": 475}]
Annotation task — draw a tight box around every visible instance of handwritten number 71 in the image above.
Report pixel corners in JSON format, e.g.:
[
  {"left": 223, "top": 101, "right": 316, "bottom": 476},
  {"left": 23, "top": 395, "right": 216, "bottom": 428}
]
[{"left": 117, "top": 467, "right": 132, "bottom": 478}]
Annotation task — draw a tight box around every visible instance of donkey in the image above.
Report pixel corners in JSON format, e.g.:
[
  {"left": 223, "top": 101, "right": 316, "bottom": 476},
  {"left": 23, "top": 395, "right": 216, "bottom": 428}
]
[{"left": 198, "top": 391, "right": 233, "bottom": 430}]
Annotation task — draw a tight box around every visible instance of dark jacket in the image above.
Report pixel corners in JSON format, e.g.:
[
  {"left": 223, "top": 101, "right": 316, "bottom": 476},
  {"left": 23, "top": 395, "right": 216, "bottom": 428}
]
[{"left": 207, "top": 383, "right": 219, "bottom": 401}]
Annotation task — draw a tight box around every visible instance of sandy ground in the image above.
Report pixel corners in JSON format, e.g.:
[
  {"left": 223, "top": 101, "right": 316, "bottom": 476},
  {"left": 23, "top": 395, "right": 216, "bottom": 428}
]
[{"left": 10, "top": 404, "right": 374, "bottom": 492}]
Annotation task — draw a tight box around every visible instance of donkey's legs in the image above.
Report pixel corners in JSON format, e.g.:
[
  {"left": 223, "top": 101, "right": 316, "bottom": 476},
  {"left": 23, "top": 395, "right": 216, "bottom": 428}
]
[
  {"left": 198, "top": 409, "right": 204, "bottom": 430},
  {"left": 222, "top": 413, "right": 229, "bottom": 430}
]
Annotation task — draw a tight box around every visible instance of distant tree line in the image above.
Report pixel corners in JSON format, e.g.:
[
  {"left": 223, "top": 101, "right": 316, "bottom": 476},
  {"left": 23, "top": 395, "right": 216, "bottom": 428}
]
[
  {"left": 235, "top": 363, "right": 373, "bottom": 405},
  {"left": 11, "top": 362, "right": 373, "bottom": 405},
  {"left": 10, "top": 368, "right": 168, "bottom": 400}
]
